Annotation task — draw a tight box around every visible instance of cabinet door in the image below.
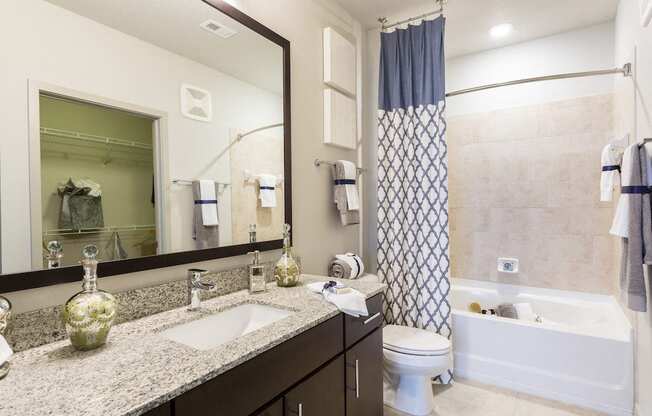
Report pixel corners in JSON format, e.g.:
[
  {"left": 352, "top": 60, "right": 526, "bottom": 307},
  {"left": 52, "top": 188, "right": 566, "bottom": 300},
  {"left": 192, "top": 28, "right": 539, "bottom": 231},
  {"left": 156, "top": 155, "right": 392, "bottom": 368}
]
[
  {"left": 285, "top": 355, "right": 345, "bottom": 416},
  {"left": 252, "top": 398, "right": 283, "bottom": 416},
  {"left": 141, "top": 402, "right": 171, "bottom": 416},
  {"left": 346, "top": 328, "right": 383, "bottom": 416}
]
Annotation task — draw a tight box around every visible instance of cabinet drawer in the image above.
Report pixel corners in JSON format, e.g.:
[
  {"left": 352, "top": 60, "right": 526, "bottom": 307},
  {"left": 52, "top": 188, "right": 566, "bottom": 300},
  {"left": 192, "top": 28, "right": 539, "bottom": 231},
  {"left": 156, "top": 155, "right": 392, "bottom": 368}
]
[
  {"left": 175, "top": 314, "right": 344, "bottom": 416},
  {"left": 344, "top": 294, "right": 383, "bottom": 348}
]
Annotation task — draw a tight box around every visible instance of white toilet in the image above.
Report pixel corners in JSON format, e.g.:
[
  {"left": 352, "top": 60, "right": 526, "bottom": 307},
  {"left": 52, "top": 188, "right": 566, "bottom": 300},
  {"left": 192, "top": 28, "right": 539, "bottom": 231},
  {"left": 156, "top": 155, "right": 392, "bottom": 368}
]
[
  {"left": 382, "top": 325, "right": 451, "bottom": 415},
  {"left": 357, "top": 274, "right": 452, "bottom": 415}
]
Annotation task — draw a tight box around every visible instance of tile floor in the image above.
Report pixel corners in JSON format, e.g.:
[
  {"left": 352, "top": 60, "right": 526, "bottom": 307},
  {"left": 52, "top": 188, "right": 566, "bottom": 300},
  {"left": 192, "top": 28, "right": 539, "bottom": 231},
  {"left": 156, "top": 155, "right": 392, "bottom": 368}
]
[{"left": 383, "top": 379, "right": 606, "bottom": 416}]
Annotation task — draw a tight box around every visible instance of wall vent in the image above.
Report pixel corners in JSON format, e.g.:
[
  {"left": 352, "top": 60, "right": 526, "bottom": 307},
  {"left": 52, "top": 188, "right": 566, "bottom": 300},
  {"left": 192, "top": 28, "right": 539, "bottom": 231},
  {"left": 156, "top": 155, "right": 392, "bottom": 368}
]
[
  {"left": 180, "top": 84, "right": 212, "bottom": 123},
  {"left": 200, "top": 19, "right": 237, "bottom": 39}
]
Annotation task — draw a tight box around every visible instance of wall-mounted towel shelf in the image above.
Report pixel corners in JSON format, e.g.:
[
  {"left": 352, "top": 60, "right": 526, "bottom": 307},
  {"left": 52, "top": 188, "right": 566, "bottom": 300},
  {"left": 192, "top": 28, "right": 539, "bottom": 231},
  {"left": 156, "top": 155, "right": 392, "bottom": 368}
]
[
  {"left": 314, "top": 159, "right": 366, "bottom": 175},
  {"left": 171, "top": 179, "right": 231, "bottom": 187},
  {"left": 40, "top": 127, "right": 153, "bottom": 150},
  {"left": 243, "top": 170, "right": 284, "bottom": 184},
  {"left": 43, "top": 224, "right": 156, "bottom": 237}
]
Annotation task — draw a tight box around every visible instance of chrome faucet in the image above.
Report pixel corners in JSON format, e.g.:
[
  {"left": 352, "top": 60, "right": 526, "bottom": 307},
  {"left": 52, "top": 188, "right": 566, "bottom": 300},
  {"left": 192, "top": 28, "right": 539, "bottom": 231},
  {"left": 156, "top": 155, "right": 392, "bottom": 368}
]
[{"left": 187, "top": 269, "right": 215, "bottom": 311}]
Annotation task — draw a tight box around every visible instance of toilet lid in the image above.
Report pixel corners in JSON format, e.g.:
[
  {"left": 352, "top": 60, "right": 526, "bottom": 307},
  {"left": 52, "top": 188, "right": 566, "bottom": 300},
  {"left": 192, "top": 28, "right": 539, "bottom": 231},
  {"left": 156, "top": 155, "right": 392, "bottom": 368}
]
[{"left": 383, "top": 325, "right": 451, "bottom": 356}]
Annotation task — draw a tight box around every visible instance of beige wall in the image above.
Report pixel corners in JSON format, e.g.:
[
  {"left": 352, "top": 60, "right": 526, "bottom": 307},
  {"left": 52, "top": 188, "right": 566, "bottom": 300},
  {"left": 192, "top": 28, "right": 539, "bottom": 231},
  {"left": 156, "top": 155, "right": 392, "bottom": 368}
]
[
  {"left": 2, "top": 0, "right": 363, "bottom": 314},
  {"left": 448, "top": 94, "right": 617, "bottom": 294},
  {"left": 613, "top": 1, "right": 652, "bottom": 415}
]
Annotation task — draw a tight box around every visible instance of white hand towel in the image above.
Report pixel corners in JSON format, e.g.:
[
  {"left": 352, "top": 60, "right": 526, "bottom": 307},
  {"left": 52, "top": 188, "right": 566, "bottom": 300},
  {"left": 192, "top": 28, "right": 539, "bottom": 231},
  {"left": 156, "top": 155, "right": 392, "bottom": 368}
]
[
  {"left": 611, "top": 144, "right": 638, "bottom": 238},
  {"left": 258, "top": 174, "right": 278, "bottom": 208},
  {"left": 338, "top": 161, "right": 360, "bottom": 211},
  {"left": 600, "top": 143, "right": 623, "bottom": 202},
  {"left": 0, "top": 335, "right": 13, "bottom": 366},
  {"left": 335, "top": 253, "right": 364, "bottom": 279},
  {"left": 307, "top": 281, "right": 369, "bottom": 317},
  {"left": 198, "top": 180, "right": 219, "bottom": 226}
]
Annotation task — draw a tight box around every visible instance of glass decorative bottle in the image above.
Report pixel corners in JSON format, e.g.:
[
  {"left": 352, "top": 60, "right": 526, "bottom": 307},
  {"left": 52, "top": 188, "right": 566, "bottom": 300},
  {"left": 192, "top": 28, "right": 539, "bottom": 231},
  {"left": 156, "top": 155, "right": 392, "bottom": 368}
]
[
  {"left": 62, "top": 245, "right": 117, "bottom": 351},
  {"left": 274, "top": 224, "right": 301, "bottom": 287}
]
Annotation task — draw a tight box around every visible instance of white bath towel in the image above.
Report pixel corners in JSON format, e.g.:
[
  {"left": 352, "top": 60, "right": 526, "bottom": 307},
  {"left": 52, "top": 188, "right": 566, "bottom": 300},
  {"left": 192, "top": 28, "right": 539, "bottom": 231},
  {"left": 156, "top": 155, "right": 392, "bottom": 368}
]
[
  {"left": 513, "top": 303, "right": 538, "bottom": 322},
  {"left": 307, "top": 281, "right": 369, "bottom": 317},
  {"left": 0, "top": 335, "right": 12, "bottom": 366},
  {"left": 198, "top": 180, "right": 219, "bottom": 226},
  {"left": 339, "top": 160, "right": 360, "bottom": 210},
  {"left": 611, "top": 145, "right": 638, "bottom": 237},
  {"left": 600, "top": 143, "right": 623, "bottom": 201},
  {"left": 258, "top": 174, "right": 278, "bottom": 208}
]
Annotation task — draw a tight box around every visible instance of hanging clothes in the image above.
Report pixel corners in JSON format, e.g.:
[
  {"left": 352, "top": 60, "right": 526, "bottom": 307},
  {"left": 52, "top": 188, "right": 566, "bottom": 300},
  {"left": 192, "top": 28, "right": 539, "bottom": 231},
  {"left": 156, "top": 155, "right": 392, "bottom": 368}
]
[
  {"left": 377, "top": 17, "right": 452, "bottom": 383},
  {"left": 57, "top": 178, "right": 104, "bottom": 230}
]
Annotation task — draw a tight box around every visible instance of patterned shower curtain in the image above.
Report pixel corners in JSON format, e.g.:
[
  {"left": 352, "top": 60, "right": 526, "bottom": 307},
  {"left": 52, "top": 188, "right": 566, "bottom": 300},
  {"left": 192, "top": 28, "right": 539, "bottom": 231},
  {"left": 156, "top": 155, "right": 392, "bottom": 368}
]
[{"left": 376, "top": 17, "right": 452, "bottom": 383}]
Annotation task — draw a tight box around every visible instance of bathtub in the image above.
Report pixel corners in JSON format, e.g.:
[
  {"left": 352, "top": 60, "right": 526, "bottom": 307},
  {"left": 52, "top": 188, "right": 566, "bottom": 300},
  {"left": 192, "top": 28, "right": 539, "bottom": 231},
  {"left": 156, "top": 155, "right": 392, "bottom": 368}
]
[{"left": 452, "top": 278, "right": 633, "bottom": 416}]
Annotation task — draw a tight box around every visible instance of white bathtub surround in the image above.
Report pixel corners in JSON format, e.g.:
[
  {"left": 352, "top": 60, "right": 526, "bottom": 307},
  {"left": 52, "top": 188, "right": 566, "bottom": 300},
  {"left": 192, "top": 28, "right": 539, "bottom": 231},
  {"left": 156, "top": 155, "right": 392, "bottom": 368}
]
[
  {"left": 452, "top": 278, "right": 633, "bottom": 416},
  {"left": 377, "top": 18, "right": 452, "bottom": 389}
]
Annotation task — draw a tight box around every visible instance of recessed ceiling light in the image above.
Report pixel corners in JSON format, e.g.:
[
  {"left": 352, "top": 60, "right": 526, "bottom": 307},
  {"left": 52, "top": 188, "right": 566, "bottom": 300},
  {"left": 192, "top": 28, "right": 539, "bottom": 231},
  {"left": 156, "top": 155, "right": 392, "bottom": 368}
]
[{"left": 489, "top": 23, "right": 513, "bottom": 38}]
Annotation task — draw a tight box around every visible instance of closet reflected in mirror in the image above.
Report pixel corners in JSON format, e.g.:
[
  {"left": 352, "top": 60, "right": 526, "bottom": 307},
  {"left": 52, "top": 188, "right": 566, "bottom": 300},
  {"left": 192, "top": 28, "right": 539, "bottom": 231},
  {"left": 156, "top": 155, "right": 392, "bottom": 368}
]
[{"left": 5, "top": 0, "right": 287, "bottom": 275}]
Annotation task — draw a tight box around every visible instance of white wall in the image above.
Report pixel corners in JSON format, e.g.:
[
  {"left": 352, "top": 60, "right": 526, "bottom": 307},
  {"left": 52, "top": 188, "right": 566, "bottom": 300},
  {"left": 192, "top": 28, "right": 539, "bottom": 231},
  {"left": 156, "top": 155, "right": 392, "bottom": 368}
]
[
  {"left": 362, "top": 21, "right": 616, "bottom": 273},
  {"left": 613, "top": 1, "right": 652, "bottom": 415},
  {"left": 1, "top": 0, "right": 364, "bottom": 313},
  {"left": 446, "top": 22, "right": 616, "bottom": 116},
  {"left": 0, "top": 0, "right": 283, "bottom": 273}
]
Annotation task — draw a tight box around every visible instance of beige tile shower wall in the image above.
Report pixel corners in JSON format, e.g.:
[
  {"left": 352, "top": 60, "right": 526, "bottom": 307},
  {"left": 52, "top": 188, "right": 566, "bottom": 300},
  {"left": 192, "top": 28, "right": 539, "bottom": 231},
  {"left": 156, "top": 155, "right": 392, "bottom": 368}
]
[
  {"left": 229, "top": 131, "right": 285, "bottom": 245},
  {"left": 448, "top": 94, "right": 618, "bottom": 294}
]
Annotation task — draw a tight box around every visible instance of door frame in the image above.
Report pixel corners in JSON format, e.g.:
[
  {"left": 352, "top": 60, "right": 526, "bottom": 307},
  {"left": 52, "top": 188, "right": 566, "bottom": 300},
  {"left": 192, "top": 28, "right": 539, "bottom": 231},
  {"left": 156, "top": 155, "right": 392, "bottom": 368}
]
[{"left": 27, "top": 81, "right": 170, "bottom": 269}]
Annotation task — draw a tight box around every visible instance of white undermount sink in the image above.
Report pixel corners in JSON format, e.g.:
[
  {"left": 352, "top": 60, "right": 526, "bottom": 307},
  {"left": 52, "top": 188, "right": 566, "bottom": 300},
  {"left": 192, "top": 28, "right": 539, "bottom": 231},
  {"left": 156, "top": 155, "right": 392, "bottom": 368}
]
[{"left": 160, "top": 303, "right": 293, "bottom": 350}]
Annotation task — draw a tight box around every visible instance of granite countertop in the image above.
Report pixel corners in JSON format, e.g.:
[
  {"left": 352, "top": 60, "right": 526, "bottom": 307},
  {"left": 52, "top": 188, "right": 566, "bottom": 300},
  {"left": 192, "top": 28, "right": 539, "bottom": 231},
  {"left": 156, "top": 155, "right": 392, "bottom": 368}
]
[{"left": 0, "top": 275, "right": 386, "bottom": 416}]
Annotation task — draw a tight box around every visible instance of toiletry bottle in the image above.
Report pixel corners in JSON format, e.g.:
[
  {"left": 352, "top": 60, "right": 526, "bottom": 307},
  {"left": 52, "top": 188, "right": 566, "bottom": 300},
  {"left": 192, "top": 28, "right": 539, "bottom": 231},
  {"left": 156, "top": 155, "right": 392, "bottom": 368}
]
[
  {"left": 248, "top": 250, "right": 266, "bottom": 293},
  {"left": 45, "top": 240, "right": 63, "bottom": 269},
  {"left": 274, "top": 224, "right": 301, "bottom": 287},
  {"left": 249, "top": 224, "right": 257, "bottom": 243},
  {"left": 62, "top": 245, "right": 117, "bottom": 351}
]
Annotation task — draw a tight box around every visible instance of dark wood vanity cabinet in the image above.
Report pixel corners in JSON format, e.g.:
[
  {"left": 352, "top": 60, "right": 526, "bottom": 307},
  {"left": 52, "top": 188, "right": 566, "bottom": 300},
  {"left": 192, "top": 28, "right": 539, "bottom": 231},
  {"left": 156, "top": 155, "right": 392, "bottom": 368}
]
[
  {"left": 346, "top": 328, "right": 383, "bottom": 416},
  {"left": 169, "top": 294, "right": 383, "bottom": 416}
]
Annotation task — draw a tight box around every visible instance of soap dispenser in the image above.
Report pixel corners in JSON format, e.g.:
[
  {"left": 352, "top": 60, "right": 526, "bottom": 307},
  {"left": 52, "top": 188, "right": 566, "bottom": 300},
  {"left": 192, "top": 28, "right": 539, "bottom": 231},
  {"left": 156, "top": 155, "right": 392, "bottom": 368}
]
[
  {"left": 248, "top": 250, "right": 266, "bottom": 293},
  {"left": 274, "top": 224, "right": 301, "bottom": 287},
  {"left": 62, "top": 245, "right": 117, "bottom": 351}
]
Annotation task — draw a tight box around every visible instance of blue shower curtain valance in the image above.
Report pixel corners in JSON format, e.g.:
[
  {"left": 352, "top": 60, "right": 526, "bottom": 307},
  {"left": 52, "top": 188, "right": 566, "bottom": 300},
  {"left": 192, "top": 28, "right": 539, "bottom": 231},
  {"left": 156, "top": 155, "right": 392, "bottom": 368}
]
[{"left": 378, "top": 18, "right": 446, "bottom": 112}]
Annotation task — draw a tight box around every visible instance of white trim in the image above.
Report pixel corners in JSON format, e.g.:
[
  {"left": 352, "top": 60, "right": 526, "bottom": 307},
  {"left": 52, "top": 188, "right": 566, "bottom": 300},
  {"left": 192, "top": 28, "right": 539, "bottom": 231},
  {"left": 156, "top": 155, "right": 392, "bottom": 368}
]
[{"left": 27, "top": 81, "right": 171, "bottom": 265}]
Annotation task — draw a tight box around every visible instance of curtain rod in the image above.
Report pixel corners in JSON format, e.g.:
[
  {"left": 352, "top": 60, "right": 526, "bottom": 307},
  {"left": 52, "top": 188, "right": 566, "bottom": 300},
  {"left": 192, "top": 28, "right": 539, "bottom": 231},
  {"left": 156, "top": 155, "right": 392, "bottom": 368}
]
[
  {"left": 378, "top": 1, "right": 445, "bottom": 31},
  {"left": 236, "top": 123, "right": 283, "bottom": 141},
  {"left": 446, "top": 63, "right": 632, "bottom": 98}
]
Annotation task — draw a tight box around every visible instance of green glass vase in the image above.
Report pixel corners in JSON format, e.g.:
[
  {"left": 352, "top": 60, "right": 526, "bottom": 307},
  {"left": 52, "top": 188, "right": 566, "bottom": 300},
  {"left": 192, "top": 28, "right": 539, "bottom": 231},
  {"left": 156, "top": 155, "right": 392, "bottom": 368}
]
[
  {"left": 62, "top": 245, "right": 117, "bottom": 351},
  {"left": 274, "top": 224, "right": 301, "bottom": 287}
]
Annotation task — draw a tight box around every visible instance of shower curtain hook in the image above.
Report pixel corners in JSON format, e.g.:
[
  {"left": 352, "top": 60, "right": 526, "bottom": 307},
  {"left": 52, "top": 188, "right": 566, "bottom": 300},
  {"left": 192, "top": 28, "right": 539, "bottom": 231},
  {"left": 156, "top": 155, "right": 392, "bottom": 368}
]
[{"left": 378, "top": 17, "right": 388, "bottom": 31}]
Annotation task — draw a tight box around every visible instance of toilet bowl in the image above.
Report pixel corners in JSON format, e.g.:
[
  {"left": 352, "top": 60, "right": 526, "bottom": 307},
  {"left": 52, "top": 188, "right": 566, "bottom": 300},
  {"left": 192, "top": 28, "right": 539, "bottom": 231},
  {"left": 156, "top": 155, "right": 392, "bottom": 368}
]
[{"left": 382, "top": 325, "right": 451, "bottom": 416}]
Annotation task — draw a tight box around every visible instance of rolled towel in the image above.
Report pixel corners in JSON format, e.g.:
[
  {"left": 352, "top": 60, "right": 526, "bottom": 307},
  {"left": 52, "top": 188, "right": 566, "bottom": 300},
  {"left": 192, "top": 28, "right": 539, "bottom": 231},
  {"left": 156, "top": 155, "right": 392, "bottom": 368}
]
[
  {"left": 328, "top": 258, "right": 352, "bottom": 279},
  {"left": 497, "top": 303, "right": 518, "bottom": 319},
  {"left": 335, "top": 253, "right": 364, "bottom": 279}
]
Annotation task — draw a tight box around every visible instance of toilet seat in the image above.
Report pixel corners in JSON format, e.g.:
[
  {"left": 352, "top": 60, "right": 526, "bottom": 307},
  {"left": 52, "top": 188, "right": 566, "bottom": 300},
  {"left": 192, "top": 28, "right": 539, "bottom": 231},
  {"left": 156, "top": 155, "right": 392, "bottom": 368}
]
[{"left": 383, "top": 325, "right": 450, "bottom": 356}]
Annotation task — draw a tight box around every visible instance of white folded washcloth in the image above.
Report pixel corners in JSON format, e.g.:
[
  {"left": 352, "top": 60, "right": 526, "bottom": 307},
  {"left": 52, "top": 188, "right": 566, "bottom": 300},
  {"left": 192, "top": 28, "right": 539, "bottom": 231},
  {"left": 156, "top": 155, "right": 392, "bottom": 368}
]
[
  {"left": 0, "top": 335, "right": 13, "bottom": 366},
  {"left": 600, "top": 143, "right": 623, "bottom": 202},
  {"left": 307, "top": 281, "right": 369, "bottom": 317},
  {"left": 513, "top": 303, "right": 538, "bottom": 322},
  {"left": 258, "top": 174, "right": 278, "bottom": 208},
  {"left": 198, "top": 180, "right": 219, "bottom": 226}
]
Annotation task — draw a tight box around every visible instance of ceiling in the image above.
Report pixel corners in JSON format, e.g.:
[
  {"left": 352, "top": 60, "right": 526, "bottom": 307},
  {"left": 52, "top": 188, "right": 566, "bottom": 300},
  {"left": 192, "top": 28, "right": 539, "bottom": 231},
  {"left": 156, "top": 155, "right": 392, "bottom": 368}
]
[
  {"left": 336, "top": 0, "right": 620, "bottom": 58},
  {"left": 45, "top": 0, "right": 284, "bottom": 94}
]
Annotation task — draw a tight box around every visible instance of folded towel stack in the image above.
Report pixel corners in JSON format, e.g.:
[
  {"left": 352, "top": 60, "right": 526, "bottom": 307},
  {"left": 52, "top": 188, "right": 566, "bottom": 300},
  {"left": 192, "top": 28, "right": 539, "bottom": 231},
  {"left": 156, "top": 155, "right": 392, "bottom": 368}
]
[
  {"left": 333, "top": 160, "right": 360, "bottom": 226},
  {"left": 307, "top": 281, "right": 369, "bottom": 317},
  {"left": 328, "top": 253, "right": 364, "bottom": 279}
]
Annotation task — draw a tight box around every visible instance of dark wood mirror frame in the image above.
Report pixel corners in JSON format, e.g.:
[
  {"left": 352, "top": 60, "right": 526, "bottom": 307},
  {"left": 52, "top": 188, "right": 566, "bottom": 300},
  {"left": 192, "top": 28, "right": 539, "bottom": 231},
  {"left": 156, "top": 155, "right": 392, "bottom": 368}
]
[{"left": 0, "top": 0, "right": 291, "bottom": 294}]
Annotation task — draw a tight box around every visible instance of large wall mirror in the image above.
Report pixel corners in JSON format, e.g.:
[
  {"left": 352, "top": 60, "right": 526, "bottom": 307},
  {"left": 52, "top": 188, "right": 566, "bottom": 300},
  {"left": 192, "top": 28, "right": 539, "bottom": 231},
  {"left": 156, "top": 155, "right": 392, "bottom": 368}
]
[{"left": 1, "top": 0, "right": 291, "bottom": 292}]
